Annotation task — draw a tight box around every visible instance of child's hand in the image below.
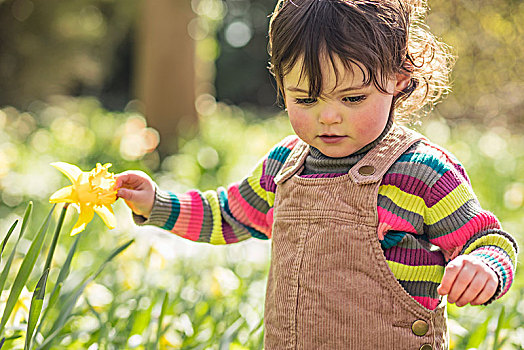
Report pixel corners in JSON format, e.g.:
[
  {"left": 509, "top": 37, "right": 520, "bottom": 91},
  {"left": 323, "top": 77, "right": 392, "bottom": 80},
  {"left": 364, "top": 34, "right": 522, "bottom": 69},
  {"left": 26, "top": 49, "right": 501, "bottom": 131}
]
[
  {"left": 114, "top": 171, "right": 156, "bottom": 218},
  {"left": 437, "top": 255, "right": 498, "bottom": 307}
]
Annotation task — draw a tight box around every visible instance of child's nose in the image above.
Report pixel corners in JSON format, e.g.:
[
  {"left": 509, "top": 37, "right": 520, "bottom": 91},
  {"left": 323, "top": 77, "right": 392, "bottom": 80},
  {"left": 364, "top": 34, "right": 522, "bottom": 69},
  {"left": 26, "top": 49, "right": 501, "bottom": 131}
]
[{"left": 318, "top": 105, "right": 342, "bottom": 125}]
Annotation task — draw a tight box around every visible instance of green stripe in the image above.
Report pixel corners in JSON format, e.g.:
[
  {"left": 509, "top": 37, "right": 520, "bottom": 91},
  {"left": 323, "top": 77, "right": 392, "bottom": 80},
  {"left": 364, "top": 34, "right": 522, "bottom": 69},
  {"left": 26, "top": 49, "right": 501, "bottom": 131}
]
[{"left": 163, "top": 192, "right": 180, "bottom": 231}]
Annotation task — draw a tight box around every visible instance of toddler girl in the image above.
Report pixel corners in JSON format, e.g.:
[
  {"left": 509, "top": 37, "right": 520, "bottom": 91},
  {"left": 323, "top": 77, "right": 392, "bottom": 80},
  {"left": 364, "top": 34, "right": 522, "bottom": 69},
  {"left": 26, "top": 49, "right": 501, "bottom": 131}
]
[{"left": 115, "top": 0, "right": 518, "bottom": 348}]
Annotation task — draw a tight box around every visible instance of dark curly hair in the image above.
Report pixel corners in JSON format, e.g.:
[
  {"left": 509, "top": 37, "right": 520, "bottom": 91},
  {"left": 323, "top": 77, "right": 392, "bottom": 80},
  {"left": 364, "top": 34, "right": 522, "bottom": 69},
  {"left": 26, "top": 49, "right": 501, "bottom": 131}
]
[{"left": 268, "top": 0, "right": 454, "bottom": 120}]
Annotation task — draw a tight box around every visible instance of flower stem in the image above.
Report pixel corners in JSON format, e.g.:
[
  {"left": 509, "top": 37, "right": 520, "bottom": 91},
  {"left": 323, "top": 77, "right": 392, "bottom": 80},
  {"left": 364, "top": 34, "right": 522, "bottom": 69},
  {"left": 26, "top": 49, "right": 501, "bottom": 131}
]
[{"left": 43, "top": 204, "right": 68, "bottom": 272}]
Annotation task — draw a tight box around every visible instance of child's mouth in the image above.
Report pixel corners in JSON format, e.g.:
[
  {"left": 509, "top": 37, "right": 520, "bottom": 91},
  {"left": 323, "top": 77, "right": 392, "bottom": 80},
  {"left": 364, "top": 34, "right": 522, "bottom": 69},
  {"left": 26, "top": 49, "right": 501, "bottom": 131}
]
[{"left": 319, "top": 135, "right": 346, "bottom": 143}]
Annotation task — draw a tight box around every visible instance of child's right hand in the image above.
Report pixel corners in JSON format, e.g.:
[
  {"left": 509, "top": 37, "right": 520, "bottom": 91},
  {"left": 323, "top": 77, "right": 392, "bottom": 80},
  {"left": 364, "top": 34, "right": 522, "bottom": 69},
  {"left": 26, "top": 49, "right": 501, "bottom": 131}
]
[{"left": 114, "top": 171, "right": 156, "bottom": 218}]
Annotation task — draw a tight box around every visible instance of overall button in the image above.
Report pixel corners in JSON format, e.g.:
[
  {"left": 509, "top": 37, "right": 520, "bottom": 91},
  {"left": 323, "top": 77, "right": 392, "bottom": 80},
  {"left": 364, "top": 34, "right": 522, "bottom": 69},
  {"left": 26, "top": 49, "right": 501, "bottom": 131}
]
[
  {"left": 412, "top": 319, "right": 429, "bottom": 336},
  {"left": 358, "top": 165, "right": 375, "bottom": 176},
  {"left": 419, "top": 344, "right": 432, "bottom": 350}
]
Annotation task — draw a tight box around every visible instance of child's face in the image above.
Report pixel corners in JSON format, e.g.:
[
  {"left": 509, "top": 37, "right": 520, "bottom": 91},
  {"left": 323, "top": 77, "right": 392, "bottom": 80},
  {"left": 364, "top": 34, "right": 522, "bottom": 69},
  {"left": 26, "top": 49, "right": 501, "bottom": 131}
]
[{"left": 283, "top": 56, "right": 408, "bottom": 158}]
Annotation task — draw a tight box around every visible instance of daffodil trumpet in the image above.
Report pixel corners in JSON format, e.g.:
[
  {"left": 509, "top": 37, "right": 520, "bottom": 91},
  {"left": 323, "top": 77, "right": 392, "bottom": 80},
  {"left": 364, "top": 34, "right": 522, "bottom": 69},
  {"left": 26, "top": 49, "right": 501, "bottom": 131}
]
[{"left": 49, "top": 162, "right": 118, "bottom": 235}]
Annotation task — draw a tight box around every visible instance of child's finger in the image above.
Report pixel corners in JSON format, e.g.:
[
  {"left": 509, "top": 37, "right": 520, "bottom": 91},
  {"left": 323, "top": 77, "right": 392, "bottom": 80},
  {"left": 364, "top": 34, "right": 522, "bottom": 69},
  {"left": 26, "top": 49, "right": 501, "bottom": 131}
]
[
  {"left": 437, "top": 259, "right": 464, "bottom": 296},
  {"left": 116, "top": 188, "right": 134, "bottom": 201},
  {"left": 469, "top": 278, "right": 498, "bottom": 305},
  {"left": 114, "top": 173, "right": 129, "bottom": 189},
  {"left": 446, "top": 264, "right": 477, "bottom": 304},
  {"left": 454, "top": 273, "right": 487, "bottom": 307},
  {"left": 114, "top": 172, "right": 142, "bottom": 190}
]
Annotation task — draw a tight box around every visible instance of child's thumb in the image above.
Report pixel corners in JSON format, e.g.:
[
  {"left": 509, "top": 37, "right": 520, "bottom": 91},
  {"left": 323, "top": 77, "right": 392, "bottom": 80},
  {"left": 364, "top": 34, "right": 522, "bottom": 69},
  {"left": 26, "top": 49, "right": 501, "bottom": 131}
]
[{"left": 117, "top": 188, "right": 135, "bottom": 201}]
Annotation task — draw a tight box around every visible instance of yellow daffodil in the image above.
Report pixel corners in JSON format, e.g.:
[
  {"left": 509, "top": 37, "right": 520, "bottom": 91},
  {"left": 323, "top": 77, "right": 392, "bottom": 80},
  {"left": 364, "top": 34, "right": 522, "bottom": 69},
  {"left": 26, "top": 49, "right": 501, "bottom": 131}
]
[{"left": 49, "top": 162, "right": 117, "bottom": 235}]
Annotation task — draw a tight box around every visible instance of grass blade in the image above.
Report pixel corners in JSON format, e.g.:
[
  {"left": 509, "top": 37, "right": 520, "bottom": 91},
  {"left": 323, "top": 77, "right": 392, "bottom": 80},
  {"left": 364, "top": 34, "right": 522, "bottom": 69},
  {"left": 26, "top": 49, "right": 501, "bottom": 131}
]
[
  {"left": 25, "top": 268, "right": 49, "bottom": 350},
  {"left": 19, "top": 202, "right": 34, "bottom": 239},
  {"left": 43, "top": 205, "right": 68, "bottom": 272},
  {"left": 0, "top": 204, "right": 55, "bottom": 335},
  {"left": 465, "top": 315, "right": 490, "bottom": 349},
  {"left": 492, "top": 306, "right": 506, "bottom": 350},
  {"left": 0, "top": 335, "right": 22, "bottom": 349},
  {"left": 38, "top": 239, "right": 134, "bottom": 349},
  {"left": 0, "top": 202, "right": 33, "bottom": 293},
  {"left": 0, "top": 220, "right": 18, "bottom": 261},
  {"left": 91, "top": 239, "right": 134, "bottom": 279},
  {"left": 219, "top": 317, "right": 244, "bottom": 350},
  {"left": 35, "top": 234, "right": 81, "bottom": 338},
  {"left": 153, "top": 292, "right": 169, "bottom": 348}
]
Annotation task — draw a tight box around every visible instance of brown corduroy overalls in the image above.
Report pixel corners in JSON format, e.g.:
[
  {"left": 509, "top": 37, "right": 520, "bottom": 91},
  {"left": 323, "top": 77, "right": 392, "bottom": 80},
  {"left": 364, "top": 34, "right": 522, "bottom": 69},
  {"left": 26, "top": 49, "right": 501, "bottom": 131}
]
[{"left": 264, "top": 125, "right": 448, "bottom": 350}]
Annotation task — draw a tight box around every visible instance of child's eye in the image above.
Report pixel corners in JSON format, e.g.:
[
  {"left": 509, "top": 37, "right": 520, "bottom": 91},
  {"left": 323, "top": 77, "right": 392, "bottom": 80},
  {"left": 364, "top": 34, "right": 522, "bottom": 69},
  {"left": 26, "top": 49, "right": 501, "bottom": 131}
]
[
  {"left": 342, "top": 95, "right": 366, "bottom": 103},
  {"left": 295, "top": 98, "right": 317, "bottom": 105}
]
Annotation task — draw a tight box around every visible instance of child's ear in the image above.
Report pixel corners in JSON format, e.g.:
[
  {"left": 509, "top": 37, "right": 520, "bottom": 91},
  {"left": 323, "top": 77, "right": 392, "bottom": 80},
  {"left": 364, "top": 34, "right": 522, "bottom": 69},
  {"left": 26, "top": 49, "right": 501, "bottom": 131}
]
[{"left": 394, "top": 73, "right": 411, "bottom": 96}]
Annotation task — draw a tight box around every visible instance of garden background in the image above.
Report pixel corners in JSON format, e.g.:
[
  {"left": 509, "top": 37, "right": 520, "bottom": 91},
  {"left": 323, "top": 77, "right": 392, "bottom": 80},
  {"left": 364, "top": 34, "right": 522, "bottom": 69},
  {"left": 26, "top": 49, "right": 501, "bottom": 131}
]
[{"left": 0, "top": 0, "right": 523, "bottom": 348}]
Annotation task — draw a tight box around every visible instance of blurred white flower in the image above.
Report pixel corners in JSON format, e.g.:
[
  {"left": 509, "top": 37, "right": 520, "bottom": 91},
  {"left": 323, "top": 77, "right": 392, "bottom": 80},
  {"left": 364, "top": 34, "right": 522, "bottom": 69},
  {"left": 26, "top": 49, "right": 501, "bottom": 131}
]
[{"left": 0, "top": 286, "right": 31, "bottom": 327}]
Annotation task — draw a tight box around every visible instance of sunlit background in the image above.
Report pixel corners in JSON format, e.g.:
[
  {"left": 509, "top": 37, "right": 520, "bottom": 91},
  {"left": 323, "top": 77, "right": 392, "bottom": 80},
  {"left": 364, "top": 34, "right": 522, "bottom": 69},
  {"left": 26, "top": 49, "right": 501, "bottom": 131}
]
[{"left": 0, "top": 0, "right": 523, "bottom": 348}]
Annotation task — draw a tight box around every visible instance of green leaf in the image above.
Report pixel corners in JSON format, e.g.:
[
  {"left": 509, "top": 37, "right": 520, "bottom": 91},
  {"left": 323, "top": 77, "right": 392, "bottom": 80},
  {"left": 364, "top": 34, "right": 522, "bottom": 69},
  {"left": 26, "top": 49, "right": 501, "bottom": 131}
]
[
  {"left": 465, "top": 315, "right": 490, "bottom": 349},
  {"left": 37, "top": 239, "right": 134, "bottom": 349},
  {"left": 0, "top": 220, "right": 18, "bottom": 262},
  {"left": 219, "top": 317, "right": 244, "bottom": 350},
  {"left": 91, "top": 239, "right": 134, "bottom": 279},
  {"left": 43, "top": 205, "right": 68, "bottom": 272},
  {"left": 25, "top": 268, "right": 50, "bottom": 350},
  {"left": 130, "top": 303, "right": 154, "bottom": 339},
  {"left": 35, "top": 233, "right": 81, "bottom": 337},
  {"left": 120, "top": 293, "right": 143, "bottom": 342},
  {"left": 45, "top": 282, "right": 62, "bottom": 314},
  {"left": 0, "top": 334, "right": 22, "bottom": 349},
  {"left": 19, "top": 202, "right": 34, "bottom": 240},
  {"left": 0, "top": 202, "right": 33, "bottom": 294},
  {"left": 0, "top": 204, "right": 54, "bottom": 336},
  {"left": 52, "top": 233, "right": 80, "bottom": 294},
  {"left": 154, "top": 292, "right": 169, "bottom": 348},
  {"left": 492, "top": 306, "right": 505, "bottom": 350}
]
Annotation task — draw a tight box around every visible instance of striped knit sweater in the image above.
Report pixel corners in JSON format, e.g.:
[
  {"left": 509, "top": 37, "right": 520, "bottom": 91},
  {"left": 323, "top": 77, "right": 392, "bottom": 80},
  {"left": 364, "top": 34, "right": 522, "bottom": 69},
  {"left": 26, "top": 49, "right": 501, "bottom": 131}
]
[{"left": 137, "top": 132, "right": 518, "bottom": 310}]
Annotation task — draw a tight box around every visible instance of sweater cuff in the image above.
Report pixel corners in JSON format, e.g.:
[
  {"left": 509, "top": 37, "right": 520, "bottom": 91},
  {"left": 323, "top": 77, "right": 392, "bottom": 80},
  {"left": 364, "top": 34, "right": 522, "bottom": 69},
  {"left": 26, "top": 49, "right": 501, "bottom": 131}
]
[
  {"left": 470, "top": 246, "right": 514, "bottom": 305},
  {"left": 132, "top": 189, "right": 176, "bottom": 228}
]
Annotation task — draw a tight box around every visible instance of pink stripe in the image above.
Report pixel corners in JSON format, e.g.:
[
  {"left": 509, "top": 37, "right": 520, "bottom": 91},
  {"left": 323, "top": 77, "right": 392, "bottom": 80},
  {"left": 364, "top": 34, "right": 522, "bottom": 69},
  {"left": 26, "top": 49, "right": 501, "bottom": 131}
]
[
  {"left": 266, "top": 208, "right": 274, "bottom": 238},
  {"left": 186, "top": 191, "right": 205, "bottom": 240},
  {"left": 430, "top": 213, "right": 500, "bottom": 250},
  {"left": 377, "top": 207, "right": 417, "bottom": 234},
  {"left": 228, "top": 186, "right": 270, "bottom": 234},
  {"left": 171, "top": 192, "right": 192, "bottom": 238},
  {"left": 413, "top": 296, "right": 439, "bottom": 310},
  {"left": 172, "top": 191, "right": 203, "bottom": 241}
]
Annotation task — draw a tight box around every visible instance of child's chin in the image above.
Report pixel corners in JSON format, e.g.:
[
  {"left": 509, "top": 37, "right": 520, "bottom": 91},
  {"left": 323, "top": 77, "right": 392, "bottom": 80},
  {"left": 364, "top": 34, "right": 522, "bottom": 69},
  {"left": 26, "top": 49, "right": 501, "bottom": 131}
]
[{"left": 318, "top": 146, "right": 356, "bottom": 158}]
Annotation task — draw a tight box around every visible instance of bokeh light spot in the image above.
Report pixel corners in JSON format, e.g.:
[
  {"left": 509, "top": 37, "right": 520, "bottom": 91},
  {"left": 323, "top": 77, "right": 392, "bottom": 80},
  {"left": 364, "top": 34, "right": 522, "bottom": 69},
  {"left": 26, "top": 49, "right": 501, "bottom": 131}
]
[{"left": 225, "top": 20, "right": 252, "bottom": 48}]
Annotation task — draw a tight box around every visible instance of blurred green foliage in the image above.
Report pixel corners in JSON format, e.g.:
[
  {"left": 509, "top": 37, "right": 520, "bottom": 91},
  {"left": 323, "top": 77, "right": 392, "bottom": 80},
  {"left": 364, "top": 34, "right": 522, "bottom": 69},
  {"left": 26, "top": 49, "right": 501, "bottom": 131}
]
[
  {"left": 1, "top": 0, "right": 522, "bottom": 128},
  {"left": 0, "top": 0, "right": 138, "bottom": 109},
  {"left": 426, "top": 0, "right": 524, "bottom": 130}
]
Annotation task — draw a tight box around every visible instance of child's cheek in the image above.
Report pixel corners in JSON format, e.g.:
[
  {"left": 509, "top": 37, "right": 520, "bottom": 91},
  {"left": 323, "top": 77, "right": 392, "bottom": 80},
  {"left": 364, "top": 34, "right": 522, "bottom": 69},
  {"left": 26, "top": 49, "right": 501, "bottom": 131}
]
[
  {"left": 287, "top": 108, "right": 312, "bottom": 139},
  {"left": 354, "top": 105, "right": 388, "bottom": 138}
]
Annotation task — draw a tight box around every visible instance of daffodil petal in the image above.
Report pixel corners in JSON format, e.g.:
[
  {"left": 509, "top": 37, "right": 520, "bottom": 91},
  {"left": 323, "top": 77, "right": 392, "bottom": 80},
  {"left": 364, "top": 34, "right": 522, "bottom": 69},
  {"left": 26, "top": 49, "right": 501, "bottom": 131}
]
[
  {"left": 49, "top": 185, "right": 76, "bottom": 203},
  {"left": 94, "top": 205, "right": 117, "bottom": 229},
  {"left": 70, "top": 205, "right": 94, "bottom": 236},
  {"left": 51, "top": 162, "right": 83, "bottom": 185}
]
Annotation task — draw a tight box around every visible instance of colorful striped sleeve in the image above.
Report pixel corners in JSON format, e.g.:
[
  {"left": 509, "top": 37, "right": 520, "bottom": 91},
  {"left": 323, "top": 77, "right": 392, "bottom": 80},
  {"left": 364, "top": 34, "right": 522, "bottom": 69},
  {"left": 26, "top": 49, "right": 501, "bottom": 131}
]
[
  {"left": 421, "top": 141, "right": 518, "bottom": 301},
  {"left": 135, "top": 136, "right": 300, "bottom": 244}
]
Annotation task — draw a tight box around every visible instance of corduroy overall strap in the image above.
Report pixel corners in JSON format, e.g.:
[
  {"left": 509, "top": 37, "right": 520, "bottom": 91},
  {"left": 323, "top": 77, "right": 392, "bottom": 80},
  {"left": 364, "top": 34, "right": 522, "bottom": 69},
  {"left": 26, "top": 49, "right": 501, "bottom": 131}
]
[{"left": 264, "top": 124, "right": 448, "bottom": 350}]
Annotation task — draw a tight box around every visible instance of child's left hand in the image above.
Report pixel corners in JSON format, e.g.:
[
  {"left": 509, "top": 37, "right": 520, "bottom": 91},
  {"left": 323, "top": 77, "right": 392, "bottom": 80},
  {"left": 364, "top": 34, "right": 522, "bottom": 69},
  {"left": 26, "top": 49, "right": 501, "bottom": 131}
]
[{"left": 437, "top": 255, "right": 498, "bottom": 307}]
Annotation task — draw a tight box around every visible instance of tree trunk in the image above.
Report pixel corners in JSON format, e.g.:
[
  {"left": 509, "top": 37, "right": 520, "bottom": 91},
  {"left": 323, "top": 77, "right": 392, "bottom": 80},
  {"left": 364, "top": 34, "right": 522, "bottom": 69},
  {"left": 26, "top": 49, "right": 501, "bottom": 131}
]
[{"left": 135, "top": 0, "right": 197, "bottom": 157}]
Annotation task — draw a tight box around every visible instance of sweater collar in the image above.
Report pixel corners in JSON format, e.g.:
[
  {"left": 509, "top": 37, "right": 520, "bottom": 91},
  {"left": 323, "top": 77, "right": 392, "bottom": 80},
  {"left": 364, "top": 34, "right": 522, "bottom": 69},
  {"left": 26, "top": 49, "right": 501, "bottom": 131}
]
[{"left": 303, "top": 116, "right": 394, "bottom": 175}]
